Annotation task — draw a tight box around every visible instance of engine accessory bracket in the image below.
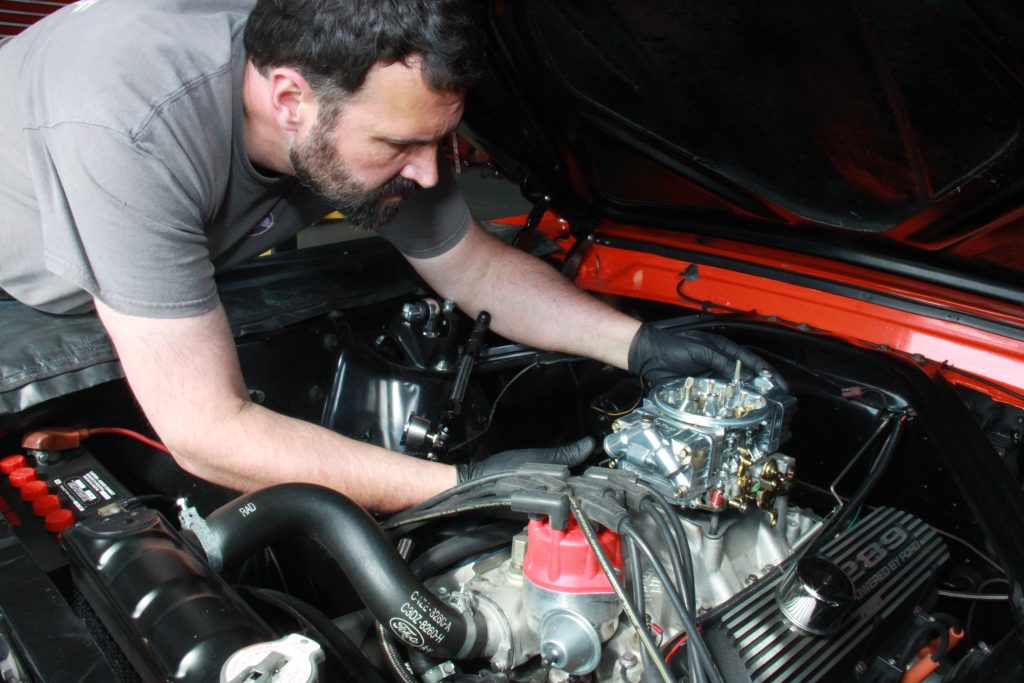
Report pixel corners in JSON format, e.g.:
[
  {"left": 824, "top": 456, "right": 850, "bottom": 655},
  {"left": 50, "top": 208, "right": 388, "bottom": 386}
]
[{"left": 402, "top": 311, "right": 491, "bottom": 458}]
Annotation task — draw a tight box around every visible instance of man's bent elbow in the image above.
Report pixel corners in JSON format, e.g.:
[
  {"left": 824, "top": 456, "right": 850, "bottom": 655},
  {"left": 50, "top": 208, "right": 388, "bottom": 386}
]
[
  {"left": 160, "top": 437, "right": 229, "bottom": 486},
  {"left": 153, "top": 398, "right": 257, "bottom": 490}
]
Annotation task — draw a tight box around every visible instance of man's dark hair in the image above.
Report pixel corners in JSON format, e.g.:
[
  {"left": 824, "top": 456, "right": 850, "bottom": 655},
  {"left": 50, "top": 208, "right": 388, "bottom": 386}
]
[{"left": 245, "top": 0, "right": 483, "bottom": 99}]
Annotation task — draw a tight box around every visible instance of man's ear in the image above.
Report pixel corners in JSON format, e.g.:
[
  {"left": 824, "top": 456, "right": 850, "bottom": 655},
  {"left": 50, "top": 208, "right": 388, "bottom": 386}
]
[{"left": 267, "top": 66, "right": 314, "bottom": 133}]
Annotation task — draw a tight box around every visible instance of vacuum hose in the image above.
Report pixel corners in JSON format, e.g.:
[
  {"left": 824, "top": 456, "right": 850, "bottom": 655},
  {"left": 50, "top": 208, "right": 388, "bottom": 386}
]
[{"left": 201, "top": 484, "right": 484, "bottom": 660}]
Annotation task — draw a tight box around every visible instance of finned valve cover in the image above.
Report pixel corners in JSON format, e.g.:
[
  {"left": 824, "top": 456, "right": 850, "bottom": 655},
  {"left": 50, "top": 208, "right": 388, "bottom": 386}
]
[{"left": 703, "top": 507, "right": 949, "bottom": 683}]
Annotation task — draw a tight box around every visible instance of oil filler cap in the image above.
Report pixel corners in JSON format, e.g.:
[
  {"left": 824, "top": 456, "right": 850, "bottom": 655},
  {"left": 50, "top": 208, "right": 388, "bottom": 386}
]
[
  {"left": 776, "top": 555, "right": 854, "bottom": 635},
  {"left": 220, "top": 633, "right": 324, "bottom": 683}
]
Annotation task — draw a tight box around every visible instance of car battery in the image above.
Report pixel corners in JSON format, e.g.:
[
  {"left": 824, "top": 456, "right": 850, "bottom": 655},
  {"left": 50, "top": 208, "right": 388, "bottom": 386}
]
[{"left": 0, "top": 446, "right": 134, "bottom": 573}]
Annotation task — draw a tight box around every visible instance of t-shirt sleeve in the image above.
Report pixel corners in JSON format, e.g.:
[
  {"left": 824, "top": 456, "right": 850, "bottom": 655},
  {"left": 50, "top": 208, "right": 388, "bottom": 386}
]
[
  {"left": 26, "top": 122, "right": 219, "bottom": 318},
  {"left": 376, "top": 159, "right": 471, "bottom": 259}
]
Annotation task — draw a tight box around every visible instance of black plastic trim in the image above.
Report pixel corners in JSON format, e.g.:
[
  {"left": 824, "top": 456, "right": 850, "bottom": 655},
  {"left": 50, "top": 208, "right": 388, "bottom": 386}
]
[{"left": 0, "top": 517, "right": 116, "bottom": 682}]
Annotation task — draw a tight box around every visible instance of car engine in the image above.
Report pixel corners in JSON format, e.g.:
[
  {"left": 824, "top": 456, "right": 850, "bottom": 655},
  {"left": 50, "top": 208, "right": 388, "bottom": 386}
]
[
  {"left": 411, "top": 367, "right": 945, "bottom": 683},
  {"left": 0, "top": 297, "right": 1017, "bottom": 683}
]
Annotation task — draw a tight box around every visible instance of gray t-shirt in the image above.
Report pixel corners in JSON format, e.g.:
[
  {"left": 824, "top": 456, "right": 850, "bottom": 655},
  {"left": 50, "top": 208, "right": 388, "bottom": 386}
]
[{"left": 0, "top": 0, "right": 470, "bottom": 317}]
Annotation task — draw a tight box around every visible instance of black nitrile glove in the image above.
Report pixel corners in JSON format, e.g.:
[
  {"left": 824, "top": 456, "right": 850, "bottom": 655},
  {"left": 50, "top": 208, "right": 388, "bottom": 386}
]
[
  {"left": 455, "top": 436, "right": 595, "bottom": 484},
  {"left": 627, "top": 323, "right": 770, "bottom": 387}
]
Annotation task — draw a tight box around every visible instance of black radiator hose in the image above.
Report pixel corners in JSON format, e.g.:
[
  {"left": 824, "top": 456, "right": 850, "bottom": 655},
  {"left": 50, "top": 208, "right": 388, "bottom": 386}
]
[{"left": 201, "top": 484, "right": 484, "bottom": 660}]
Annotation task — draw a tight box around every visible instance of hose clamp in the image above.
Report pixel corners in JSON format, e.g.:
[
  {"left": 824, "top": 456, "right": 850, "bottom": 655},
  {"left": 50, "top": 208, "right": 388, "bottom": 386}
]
[
  {"left": 445, "top": 588, "right": 481, "bottom": 660},
  {"left": 178, "top": 499, "right": 223, "bottom": 571}
]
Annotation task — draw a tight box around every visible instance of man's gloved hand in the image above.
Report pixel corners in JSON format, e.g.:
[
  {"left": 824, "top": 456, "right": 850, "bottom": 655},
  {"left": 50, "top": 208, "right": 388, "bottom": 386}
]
[
  {"left": 455, "top": 436, "right": 595, "bottom": 484},
  {"left": 628, "top": 323, "right": 770, "bottom": 387}
]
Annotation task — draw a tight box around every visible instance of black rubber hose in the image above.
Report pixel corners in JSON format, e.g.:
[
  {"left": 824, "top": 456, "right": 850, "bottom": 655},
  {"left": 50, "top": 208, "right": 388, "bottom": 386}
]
[
  {"left": 799, "top": 415, "right": 907, "bottom": 562},
  {"left": 895, "top": 621, "right": 948, "bottom": 670},
  {"left": 377, "top": 538, "right": 418, "bottom": 683},
  {"left": 204, "top": 484, "right": 482, "bottom": 660},
  {"left": 825, "top": 415, "right": 906, "bottom": 540},
  {"left": 409, "top": 522, "right": 521, "bottom": 579},
  {"left": 894, "top": 613, "right": 962, "bottom": 669}
]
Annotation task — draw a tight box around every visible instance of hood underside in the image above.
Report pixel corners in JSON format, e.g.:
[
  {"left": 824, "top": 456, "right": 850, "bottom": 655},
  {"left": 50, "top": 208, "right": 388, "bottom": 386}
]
[{"left": 465, "top": 0, "right": 1024, "bottom": 304}]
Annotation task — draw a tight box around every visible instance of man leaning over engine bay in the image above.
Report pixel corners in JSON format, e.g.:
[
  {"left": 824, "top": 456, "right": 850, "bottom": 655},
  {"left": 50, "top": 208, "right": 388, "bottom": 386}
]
[{"left": 0, "top": 0, "right": 765, "bottom": 512}]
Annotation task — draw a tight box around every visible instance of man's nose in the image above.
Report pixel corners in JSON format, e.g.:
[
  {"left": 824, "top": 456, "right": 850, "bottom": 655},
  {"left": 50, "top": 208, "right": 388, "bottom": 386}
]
[{"left": 399, "top": 145, "right": 440, "bottom": 188}]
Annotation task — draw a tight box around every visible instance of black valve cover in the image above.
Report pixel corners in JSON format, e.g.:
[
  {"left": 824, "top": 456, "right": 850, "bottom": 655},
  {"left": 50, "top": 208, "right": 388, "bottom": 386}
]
[{"left": 700, "top": 507, "right": 948, "bottom": 683}]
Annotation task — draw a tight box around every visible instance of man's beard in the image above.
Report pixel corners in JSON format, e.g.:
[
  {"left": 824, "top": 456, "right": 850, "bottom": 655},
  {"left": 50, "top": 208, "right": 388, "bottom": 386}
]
[{"left": 289, "top": 113, "right": 419, "bottom": 230}]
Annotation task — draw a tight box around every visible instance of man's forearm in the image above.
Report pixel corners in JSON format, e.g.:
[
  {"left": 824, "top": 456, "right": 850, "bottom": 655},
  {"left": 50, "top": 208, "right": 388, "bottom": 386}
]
[
  {"left": 174, "top": 399, "right": 457, "bottom": 513},
  {"left": 414, "top": 222, "right": 642, "bottom": 369},
  {"left": 474, "top": 243, "right": 641, "bottom": 368},
  {"left": 95, "top": 298, "right": 457, "bottom": 513}
]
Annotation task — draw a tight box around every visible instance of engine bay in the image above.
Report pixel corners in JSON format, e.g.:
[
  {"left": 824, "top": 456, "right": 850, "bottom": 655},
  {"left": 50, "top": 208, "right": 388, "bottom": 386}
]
[{"left": 0, "top": 291, "right": 1021, "bottom": 683}]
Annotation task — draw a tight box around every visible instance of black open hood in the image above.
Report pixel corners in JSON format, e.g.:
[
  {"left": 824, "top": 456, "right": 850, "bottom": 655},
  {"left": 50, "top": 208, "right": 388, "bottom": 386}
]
[{"left": 464, "top": 0, "right": 1024, "bottom": 305}]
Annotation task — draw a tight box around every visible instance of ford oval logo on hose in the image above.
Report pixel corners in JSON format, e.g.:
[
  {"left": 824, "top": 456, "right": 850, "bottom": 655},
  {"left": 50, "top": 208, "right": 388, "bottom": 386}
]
[{"left": 390, "top": 618, "right": 425, "bottom": 648}]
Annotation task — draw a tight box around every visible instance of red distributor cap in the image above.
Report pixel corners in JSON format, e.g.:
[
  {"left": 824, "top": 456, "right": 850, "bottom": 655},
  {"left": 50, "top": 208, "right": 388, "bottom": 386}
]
[{"left": 523, "top": 517, "right": 622, "bottom": 594}]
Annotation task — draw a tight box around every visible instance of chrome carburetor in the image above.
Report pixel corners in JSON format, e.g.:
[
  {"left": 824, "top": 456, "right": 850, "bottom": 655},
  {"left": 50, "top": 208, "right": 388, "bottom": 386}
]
[{"left": 603, "top": 365, "right": 796, "bottom": 516}]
